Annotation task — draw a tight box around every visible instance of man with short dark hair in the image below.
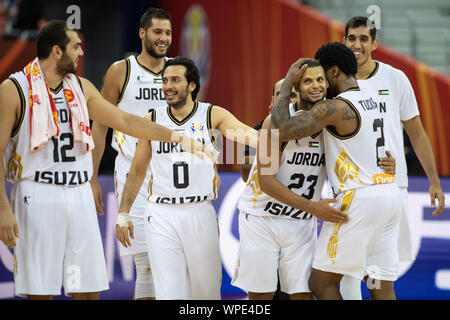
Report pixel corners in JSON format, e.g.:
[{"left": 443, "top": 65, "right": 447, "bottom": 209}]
[
  {"left": 90, "top": 7, "right": 173, "bottom": 300},
  {"left": 339, "top": 16, "right": 445, "bottom": 300},
  {"left": 0, "top": 20, "right": 210, "bottom": 300},
  {"left": 116, "top": 56, "right": 259, "bottom": 299},
  {"left": 270, "top": 42, "right": 402, "bottom": 300}
]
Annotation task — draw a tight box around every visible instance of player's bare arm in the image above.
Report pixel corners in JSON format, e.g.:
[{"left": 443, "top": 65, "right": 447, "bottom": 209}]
[
  {"left": 79, "top": 77, "right": 214, "bottom": 160},
  {"left": 257, "top": 115, "right": 348, "bottom": 224},
  {"left": 210, "top": 105, "right": 259, "bottom": 149},
  {"left": 90, "top": 60, "right": 127, "bottom": 214},
  {"left": 0, "top": 80, "right": 21, "bottom": 248},
  {"left": 403, "top": 116, "right": 445, "bottom": 215},
  {"left": 116, "top": 115, "right": 153, "bottom": 248},
  {"left": 273, "top": 97, "right": 357, "bottom": 141}
]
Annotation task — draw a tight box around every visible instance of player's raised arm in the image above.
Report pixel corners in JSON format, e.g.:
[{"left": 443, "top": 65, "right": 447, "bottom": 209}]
[
  {"left": 80, "top": 77, "right": 214, "bottom": 160},
  {"left": 211, "top": 105, "right": 259, "bottom": 149},
  {"left": 0, "top": 80, "right": 21, "bottom": 248}
]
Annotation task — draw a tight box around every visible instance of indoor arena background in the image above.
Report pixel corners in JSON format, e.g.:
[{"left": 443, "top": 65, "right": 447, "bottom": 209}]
[{"left": 0, "top": 0, "right": 449, "bottom": 299}]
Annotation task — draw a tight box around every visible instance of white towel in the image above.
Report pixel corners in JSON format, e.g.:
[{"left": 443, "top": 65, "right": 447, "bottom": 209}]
[{"left": 25, "top": 57, "right": 94, "bottom": 151}]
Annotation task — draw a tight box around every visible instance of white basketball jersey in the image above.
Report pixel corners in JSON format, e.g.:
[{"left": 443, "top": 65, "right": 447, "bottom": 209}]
[
  {"left": 5, "top": 71, "right": 93, "bottom": 186},
  {"left": 148, "top": 102, "right": 220, "bottom": 204},
  {"left": 324, "top": 87, "right": 396, "bottom": 196},
  {"left": 357, "top": 61, "right": 420, "bottom": 188},
  {"left": 112, "top": 55, "right": 169, "bottom": 160},
  {"left": 238, "top": 104, "right": 326, "bottom": 220}
]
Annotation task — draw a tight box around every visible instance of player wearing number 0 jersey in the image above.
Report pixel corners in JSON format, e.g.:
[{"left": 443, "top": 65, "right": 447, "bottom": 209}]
[
  {"left": 270, "top": 43, "right": 402, "bottom": 300},
  {"left": 148, "top": 101, "right": 220, "bottom": 204},
  {"left": 90, "top": 8, "right": 173, "bottom": 300},
  {"left": 116, "top": 57, "right": 259, "bottom": 299}
]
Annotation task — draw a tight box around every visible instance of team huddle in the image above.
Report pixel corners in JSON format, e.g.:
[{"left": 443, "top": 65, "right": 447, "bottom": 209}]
[{"left": 0, "top": 8, "right": 445, "bottom": 300}]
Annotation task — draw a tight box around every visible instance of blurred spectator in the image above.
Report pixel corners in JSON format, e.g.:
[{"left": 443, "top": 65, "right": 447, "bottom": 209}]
[{"left": 12, "top": 0, "right": 43, "bottom": 31}]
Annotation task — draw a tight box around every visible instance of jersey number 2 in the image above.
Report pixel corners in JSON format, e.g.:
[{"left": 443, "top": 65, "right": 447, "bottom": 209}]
[
  {"left": 373, "top": 118, "right": 385, "bottom": 165},
  {"left": 52, "top": 133, "right": 75, "bottom": 162}
]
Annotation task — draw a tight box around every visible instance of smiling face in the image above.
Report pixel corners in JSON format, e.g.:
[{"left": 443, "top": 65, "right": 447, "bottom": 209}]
[
  {"left": 56, "top": 30, "right": 83, "bottom": 75},
  {"left": 299, "top": 66, "right": 327, "bottom": 104},
  {"left": 344, "top": 25, "right": 378, "bottom": 67},
  {"left": 162, "top": 65, "right": 195, "bottom": 109},
  {"left": 140, "top": 18, "right": 172, "bottom": 58}
]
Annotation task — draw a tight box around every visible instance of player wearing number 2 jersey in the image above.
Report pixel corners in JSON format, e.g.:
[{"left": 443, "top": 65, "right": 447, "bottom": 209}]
[
  {"left": 339, "top": 16, "right": 445, "bottom": 300},
  {"left": 270, "top": 42, "right": 402, "bottom": 300},
  {"left": 116, "top": 57, "right": 259, "bottom": 299}
]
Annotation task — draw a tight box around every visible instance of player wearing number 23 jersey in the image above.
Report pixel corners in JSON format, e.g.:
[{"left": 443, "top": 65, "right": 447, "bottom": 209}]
[{"left": 270, "top": 43, "right": 402, "bottom": 299}]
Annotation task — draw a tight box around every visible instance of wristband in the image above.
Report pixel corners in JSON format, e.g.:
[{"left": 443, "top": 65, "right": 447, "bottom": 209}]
[{"left": 116, "top": 212, "right": 130, "bottom": 228}]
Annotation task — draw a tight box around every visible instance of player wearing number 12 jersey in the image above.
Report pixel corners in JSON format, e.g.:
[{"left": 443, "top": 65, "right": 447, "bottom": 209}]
[
  {"left": 270, "top": 43, "right": 402, "bottom": 300},
  {"left": 116, "top": 57, "right": 259, "bottom": 299}
]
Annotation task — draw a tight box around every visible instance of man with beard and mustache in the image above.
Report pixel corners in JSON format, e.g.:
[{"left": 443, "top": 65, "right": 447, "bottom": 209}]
[
  {"left": 0, "top": 20, "right": 211, "bottom": 300},
  {"left": 338, "top": 16, "right": 445, "bottom": 300},
  {"left": 115, "top": 56, "right": 262, "bottom": 299},
  {"left": 90, "top": 8, "right": 173, "bottom": 300}
]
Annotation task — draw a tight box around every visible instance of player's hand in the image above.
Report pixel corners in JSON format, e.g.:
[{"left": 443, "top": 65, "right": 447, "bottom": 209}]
[
  {"left": 286, "top": 58, "right": 310, "bottom": 91},
  {"left": 0, "top": 206, "right": 19, "bottom": 248},
  {"left": 177, "top": 133, "right": 217, "bottom": 163},
  {"left": 115, "top": 213, "right": 134, "bottom": 248},
  {"left": 310, "top": 198, "right": 349, "bottom": 224},
  {"left": 90, "top": 177, "right": 104, "bottom": 215},
  {"left": 379, "top": 150, "right": 395, "bottom": 175},
  {"left": 429, "top": 184, "right": 445, "bottom": 216}
]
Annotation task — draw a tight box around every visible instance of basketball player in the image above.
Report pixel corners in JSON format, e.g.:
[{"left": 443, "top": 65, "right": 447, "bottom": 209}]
[
  {"left": 90, "top": 7, "right": 172, "bottom": 300},
  {"left": 235, "top": 61, "right": 395, "bottom": 300},
  {"left": 240, "top": 78, "right": 298, "bottom": 182},
  {"left": 234, "top": 61, "right": 345, "bottom": 300},
  {"left": 0, "top": 21, "right": 211, "bottom": 300},
  {"left": 271, "top": 42, "right": 403, "bottom": 299},
  {"left": 115, "top": 56, "right": 264, "bottom": 299},
  {"left": 339, "top": 16, "right": 445, "bottom": 300}
]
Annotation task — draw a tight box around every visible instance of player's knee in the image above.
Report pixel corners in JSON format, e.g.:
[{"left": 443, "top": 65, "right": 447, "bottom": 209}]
[
  {"left": 134, "top": 252, "right": 155, "bottom": 299},
  {"left": 248, "top": 291, "right": 275, "bottom": 300}
]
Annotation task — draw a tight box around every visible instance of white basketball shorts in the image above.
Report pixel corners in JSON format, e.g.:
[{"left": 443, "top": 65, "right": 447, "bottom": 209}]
[
  {"left": 11, "top": 180, "right": 109, "bottom": 297},
  {"left": 114, "top": 155, "right": 151, "bottom": 256},
  {"left": 397, "top": 187, "right": 414, "bottom": 262},
  {"left": 313, "top": 183, "right": 402, "bottom": 281},
  {"left": 232, "top": 212, "right": 317, "bottom": 294},
  {"left": 144, "top": 201, "right": 222, "bottom": 300}
]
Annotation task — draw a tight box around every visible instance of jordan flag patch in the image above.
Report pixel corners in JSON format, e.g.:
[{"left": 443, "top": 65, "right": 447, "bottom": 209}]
[
  {"left": 378, "top": 89, "right": 389, "bottom": 95},
  {"left": 309, "top": 141, "right": 319, "bottom": 148},
  {"left": 153, "top": 78, "right": 163, "bottom": 84}
]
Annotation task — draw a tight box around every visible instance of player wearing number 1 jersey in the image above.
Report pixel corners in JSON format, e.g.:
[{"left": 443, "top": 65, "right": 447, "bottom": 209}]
[
  {"left": 90, "top": 8, "right": 173, "bottom": 300},
  {"left": 271, "top": 43, "right": 402, "bottom": 300},
  {"left": 116, "top": 57, "right": 259, "bottom": 299}
]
